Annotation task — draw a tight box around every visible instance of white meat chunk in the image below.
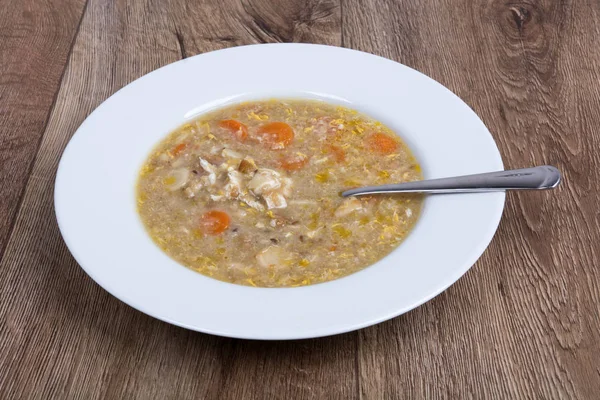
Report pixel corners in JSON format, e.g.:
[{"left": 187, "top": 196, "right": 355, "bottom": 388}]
[
  {"left": 200, "top": 174, "right": 216, "bottom": 186},
  {"left": 281, "top": 177, "right": 293, "bottom": 197},
  {"left": 240, "top": 193, "right": 265, "bottom": 211},
  {"left": 248, "top": 168, "right": 281, "bottom": 195},
  {"left": 334, "top": 197, "right": 363, "bottom": 217},
  {"left": 238, "top": 157, "right": 258, "bottom": 174},
  {"left": 199, "top": 157, "right": 217, "bottom": 186},
  {"left": 263, "top": 192, "right": 287, "bottom": 209},
  {"left": 256, "top": 246, "right": 290, "bottom": 268},
  {"left": 199, "top": 157, "right": 217, "bottom": 174},
  {"left": 222, "top": 148, "right": 243, "bottom": 160},
  {"left": 224, "top": 170, "right": 244, "bottom": 199}
]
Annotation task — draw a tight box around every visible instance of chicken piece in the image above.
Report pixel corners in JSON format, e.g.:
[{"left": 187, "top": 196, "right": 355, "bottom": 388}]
[
  {"left": 222, "top": 148, "right": 243, "bottom": 160},
  {"left": 224, "top": 170, "right": 244, "bottom": 199},
  {"left": 199, "top": 157, "right": 218, "bottom": 186},
  {"left": 200, "top": 175, "right": 216, "bottom": 186},
  {"left": 248, "top": 168, "right": 281, "bottom": 195},
  {"left": 334, "top": 197, "right": 363, "bottom": 218},
  {"left": 240, "top": 193, "right": 265, "bottom": 211},
  {"left": 238, "top": 157, "right": 258, "bottom": 174},
  {"left": 199, "top": 157, "right": 217, "bottom": 174},
  {"left": 210, "top": 194, "right": 225, "bottom": 201},
  {"left": 256, "top": 246, "right": 290, "bottom": 268},
  {"left": 263, "top": 191, "right": 287, "bottom": 209}
]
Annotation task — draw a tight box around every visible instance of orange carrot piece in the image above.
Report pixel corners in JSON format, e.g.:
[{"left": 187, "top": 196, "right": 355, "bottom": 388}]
[
  {"left": 219, "top": 120, "right": 248, "bottom": 141},
  {"left": 257, "top": 122, "right": 294, "bottom": 149},
  {"left": 279, "top": 154, "right": 309, "bottom": 171},
  {"left": 171, "top": 143, "right": 187, "bottom": 156},
  {"left": 327, "top": 144, "right": 346, "bottom": 162},
  {"left": 199, "top": 210, "right": 230, "bottom": 235},
  {"left": 367, "top": 132, "right": 398, "bottom": 154}
]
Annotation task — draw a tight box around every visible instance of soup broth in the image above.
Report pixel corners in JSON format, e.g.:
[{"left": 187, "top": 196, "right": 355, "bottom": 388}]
[{"left": 137, "top": 100, "right": 423, "bottom": 287}]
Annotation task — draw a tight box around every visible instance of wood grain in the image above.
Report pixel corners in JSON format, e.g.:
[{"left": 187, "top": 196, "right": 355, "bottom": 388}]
[
  {"left": 0, "top": 0, "right": 87, "bottom": 259},
  {"left": 0, "top": 1, "right": 353, "bottom": 399},
  {"left": 1, "top": 0, "right": 600, "bottom": 398},
  {"left": 345, "top": 0, "right": 600, "bottom": 398}
]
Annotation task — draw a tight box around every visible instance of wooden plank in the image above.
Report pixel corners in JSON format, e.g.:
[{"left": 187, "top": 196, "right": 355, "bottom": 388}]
[
  {"left": 345, "top": 0, "right": 600, "bottom": 398},
  {"left": 0, "top": 0, "right": 87, "bottom": 260},
  {"left": 3, "top": 0, "right": 600, "bottom": 398},
  {"left": 0, "top": 0, "right": 354, "bottom": 399}
]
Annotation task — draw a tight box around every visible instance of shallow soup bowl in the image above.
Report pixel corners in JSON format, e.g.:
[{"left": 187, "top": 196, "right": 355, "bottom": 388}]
[{"left": 55, "top": 44, "right": 504, "bottom": 340}]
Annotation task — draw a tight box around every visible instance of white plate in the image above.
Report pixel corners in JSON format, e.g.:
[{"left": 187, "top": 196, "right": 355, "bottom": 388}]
[{"left": 55, "top": 44, "right": 504, "bottom": 340}]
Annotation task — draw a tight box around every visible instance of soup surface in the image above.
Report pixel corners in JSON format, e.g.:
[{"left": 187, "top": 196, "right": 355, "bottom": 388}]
[{"left": 137, "top": 100, "right": 423, "bottom": 287}]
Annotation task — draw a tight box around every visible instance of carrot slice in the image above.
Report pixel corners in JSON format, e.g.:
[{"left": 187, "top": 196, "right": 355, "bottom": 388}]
[
  {"left": 367, "top": 132, "right": 398, "bottom": 154},
  {"left": 199, "top": 210, "right": 230, "bottom": 235},
  {"left": 279, "top": 154, "right": 309, "bottom": 171},
  {"left": 327, "top": 145, "right": 346, "bottom": 162},
  {"left": 219, "top": 120, "right": 248, "bottom": 142},
  {"left": 171, "top": 143, "right": 187, "bottom": 156},
  {"left": 257, "top": 122, "right": 294, "bottom": 149}
]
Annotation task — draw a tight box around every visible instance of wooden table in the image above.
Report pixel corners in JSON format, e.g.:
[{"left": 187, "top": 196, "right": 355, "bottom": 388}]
[{"left": 1, "top": 0, "right": 599, "bottom": 398}]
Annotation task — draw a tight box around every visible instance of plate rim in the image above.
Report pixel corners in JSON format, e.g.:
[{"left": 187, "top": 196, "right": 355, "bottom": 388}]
[{"left": 55, "top": 43, "right": 505, "bottom": 340}]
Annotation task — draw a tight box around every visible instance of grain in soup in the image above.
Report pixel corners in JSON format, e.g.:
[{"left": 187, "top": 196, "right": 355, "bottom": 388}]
[{"left": 137, "top": 100, "right": 423, "bottom": 287}]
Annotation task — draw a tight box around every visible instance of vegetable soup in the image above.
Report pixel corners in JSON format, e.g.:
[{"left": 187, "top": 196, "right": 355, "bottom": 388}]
[{"left": 137, "top": 100, "right": 423, "bottom": 287}]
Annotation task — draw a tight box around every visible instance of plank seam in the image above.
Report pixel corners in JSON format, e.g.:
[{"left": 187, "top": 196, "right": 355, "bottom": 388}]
[{"left": 0, "top": 0, "right": 90, "bottom": 264}]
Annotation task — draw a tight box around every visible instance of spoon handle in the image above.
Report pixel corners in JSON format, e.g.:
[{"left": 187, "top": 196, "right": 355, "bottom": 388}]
[{"left": 341, "top": 165, "right": 561, "bottom": 197}]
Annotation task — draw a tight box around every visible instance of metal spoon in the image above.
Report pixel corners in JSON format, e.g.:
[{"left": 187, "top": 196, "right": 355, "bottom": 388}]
[{"left": 341, "top": 165, "right": 561, "bottom": 197}]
